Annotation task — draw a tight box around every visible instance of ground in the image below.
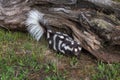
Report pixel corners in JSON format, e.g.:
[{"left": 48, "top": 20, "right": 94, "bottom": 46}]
[{"left": 0, "top": 29, "right": 120, "bottom": 80}]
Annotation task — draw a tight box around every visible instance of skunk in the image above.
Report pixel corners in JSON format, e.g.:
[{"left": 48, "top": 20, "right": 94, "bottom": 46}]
[{"left": 26, "top": 10, "right": 82, "bottom": 56}]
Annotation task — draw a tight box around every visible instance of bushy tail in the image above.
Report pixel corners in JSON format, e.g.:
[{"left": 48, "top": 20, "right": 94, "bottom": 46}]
[{"left": 26, "top": 10, "right": 45, "bottom": 41}]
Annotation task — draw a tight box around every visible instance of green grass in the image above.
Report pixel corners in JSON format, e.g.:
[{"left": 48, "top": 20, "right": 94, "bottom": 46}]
[
  {"left": 92, "top": 62, "right": 120, "bottom": 80},
  {"left": 0, "top": 29, "right": 65, "bottom": 80},
  {"left": 0, "top": 29, "right": 119, "bottom": 80}
]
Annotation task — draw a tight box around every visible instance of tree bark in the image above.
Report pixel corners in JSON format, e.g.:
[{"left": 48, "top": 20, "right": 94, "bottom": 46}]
[{"left": 0, "top": 0, "right": 120, "bottom": 63}]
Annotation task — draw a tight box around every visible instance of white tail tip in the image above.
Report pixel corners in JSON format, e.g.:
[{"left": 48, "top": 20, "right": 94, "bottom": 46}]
[{"left": 26, "top": 10, "right": 45, "bottom": 41}]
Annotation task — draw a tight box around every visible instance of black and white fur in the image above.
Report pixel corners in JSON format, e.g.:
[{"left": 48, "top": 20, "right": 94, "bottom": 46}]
[
  {"left": 26, "top": 10, "right": 82, "bottom": 56},
  {"left": 47, "top": 29, "right": 82, "bottom": 56}
]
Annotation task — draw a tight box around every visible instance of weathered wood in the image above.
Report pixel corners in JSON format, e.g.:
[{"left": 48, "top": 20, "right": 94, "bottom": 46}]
[
  {"left": 0, "top": 0, "right": 30, "bottom": 31},
  {"left": 86, "top": 0, "right": 120, "bottom": 19},
  {"left": 0, "top": 0, "right": 120, "bottom": 63},
  {"left": 40, "top": 9, "right": 120, "bottom": 63}
]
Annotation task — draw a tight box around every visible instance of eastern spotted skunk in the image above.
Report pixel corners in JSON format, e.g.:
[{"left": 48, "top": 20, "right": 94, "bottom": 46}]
[{"left": 26, "top": 10, "right": 82, "bottom": 56}]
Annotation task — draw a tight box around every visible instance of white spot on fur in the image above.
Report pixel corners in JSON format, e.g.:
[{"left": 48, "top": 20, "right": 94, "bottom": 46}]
[
  {"left": 59, "top": 35, "right": 64, "bottom": 39},
  {"left": 49, "top": 40, "right": 52, "bottom": 44},
  {"left": 62, "top": 43, "right": 66, "bottom": 47},
  {"left": 74, "top": 48, "right": 78, "bottom": 52},
  {"left": 66, "top": 38, "right": 72, "bottom": 42},
  {"left": 63, "top": 33, "right": 68, "bottom": 36},
  {"left": 47, "top": 32, "right": 50, "bottom": 39},
  {"left": 58, "top": 40, "right": 65, "bottom": 54},
  {"left": 48, "top": 30, "right": 52, "bottom": 33},
  {"left": 78, "top": 47, "right": 82, "bottom": 51},
  {"left": 71, "top": 41, "right": 74, "bottom": 45},
  {"left": 53, "top": 34, "right": 57, "bottom": 50},
  {"left": 56, "top": 32, "right": 61, "bottom": 34}
]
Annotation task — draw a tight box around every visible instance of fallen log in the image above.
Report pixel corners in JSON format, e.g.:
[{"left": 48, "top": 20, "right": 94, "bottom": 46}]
[{"left": 0, "top": 0, "right": 120, "bottom": 63}]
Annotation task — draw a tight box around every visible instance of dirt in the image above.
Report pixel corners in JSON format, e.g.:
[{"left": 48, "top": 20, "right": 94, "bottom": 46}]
[{"left": 29, "top": 49, "right": 97, "bottom": 80}]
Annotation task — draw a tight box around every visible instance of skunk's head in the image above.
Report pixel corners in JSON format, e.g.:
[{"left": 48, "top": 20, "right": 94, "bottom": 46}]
[
  {"left": 63, "top": 40, "right": 82, "bottom": 56},
  {"left": 72, "top": 41, "right": 82, "bottom": 56}
]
